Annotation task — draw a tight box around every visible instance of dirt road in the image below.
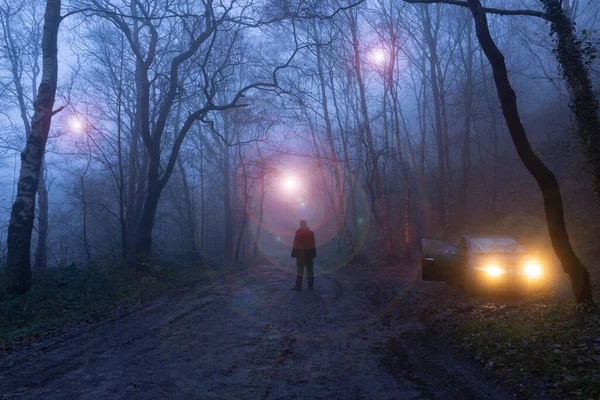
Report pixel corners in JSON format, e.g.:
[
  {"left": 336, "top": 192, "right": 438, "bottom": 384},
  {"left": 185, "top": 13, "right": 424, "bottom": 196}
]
[{"left": 0, "top": 261, "right": 511, "bottom": 399}]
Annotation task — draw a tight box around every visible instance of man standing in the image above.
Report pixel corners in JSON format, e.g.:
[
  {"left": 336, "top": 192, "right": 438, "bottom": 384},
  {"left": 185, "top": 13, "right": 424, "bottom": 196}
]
[{"left": 291, "top": 220, "right": 316, "bottom": 290}]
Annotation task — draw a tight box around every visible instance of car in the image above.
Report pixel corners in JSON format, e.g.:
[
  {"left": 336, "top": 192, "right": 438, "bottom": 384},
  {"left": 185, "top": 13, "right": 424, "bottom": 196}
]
[{"left": 421, "top": 235, "right": 549, "bottom": 294}]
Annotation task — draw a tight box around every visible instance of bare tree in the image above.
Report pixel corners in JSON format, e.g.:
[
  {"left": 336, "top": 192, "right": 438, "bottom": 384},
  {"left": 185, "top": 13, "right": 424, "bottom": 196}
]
[
  {"left": 405, "top": 0, "right": 600, "bottom": 208},
  {"left": 5, "top": 0, "right": 62, "bottom": 294},
  {"left": 465, "top": 0, "right": 593, "bottom": 306},
  {"left": 86, "top": 0, "right": 308, "bottom": 261},
  {"left": 347, "top": 9, "right": 396, "bottom": 259},
  {"left": 0, "top": 1, "right": 49, "bottom": 269}
]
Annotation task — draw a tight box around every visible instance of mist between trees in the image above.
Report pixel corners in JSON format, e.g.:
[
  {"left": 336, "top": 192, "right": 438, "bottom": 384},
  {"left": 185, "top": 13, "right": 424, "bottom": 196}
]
[{"left": 0, "top": 0, "right": 598, "bottom": 303}]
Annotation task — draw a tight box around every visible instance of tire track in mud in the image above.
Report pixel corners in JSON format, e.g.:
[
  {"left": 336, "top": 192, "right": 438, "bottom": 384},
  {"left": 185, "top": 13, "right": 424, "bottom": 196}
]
[
  {"left": 361, "top": 267, "right": 511, "bottom": 400},
  {"left": 1, "top": 263, "right": 512, "bottom": 399}
]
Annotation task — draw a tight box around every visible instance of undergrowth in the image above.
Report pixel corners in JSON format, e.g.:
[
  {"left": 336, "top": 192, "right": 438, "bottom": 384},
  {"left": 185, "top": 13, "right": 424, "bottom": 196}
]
[
  {"left": 0, "top": 260, "right": 208, "bottom": 350},
  {"left": 454, "top": 302, "right": 600, "bottom": 399}
]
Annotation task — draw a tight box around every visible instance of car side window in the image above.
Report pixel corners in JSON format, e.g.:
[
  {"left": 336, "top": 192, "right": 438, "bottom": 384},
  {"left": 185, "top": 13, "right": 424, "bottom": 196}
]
[{"left": 421, "top": 239, "right": 457, "bottom": 257}]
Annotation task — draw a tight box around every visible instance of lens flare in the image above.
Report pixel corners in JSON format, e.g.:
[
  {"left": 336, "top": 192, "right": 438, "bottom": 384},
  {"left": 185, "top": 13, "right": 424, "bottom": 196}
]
[{"left": 281, "top": 175, "right": 298, "bottom": 193}]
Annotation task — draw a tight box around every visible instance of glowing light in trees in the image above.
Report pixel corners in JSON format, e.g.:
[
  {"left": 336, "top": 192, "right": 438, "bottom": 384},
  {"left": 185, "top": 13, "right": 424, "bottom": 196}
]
[
  {"left": 281, "top": 175, "right": 299, "bottom": 194},
  {"left": 69, "top": 117, "right": 85, "bottom": 132},
  {"left": 370, "top": 48, "right": 387, "bottom": 66}
]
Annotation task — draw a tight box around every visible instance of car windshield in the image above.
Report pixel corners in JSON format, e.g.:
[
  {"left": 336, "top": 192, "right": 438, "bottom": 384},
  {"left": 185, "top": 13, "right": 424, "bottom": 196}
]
[{"left": 466, "top": 237, "right": 525, "bottom": 253}]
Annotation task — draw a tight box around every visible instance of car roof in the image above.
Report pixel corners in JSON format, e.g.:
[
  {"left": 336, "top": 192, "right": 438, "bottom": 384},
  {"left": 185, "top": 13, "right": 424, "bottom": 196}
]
[
  {"left": 460, "top": 235, "right": 516, "bottom": 241},
  {"left": 460, "top": 236, "right": 525, "bottom": 253}
]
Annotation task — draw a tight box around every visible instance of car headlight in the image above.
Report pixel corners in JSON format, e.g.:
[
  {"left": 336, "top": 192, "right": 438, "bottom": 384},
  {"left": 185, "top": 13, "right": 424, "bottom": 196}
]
[
  {"left": 485, "top": 264, "right": 505, "bottom": 278},
  {"left": 524, "top": 260, "right": 543, "bottom": 278}
]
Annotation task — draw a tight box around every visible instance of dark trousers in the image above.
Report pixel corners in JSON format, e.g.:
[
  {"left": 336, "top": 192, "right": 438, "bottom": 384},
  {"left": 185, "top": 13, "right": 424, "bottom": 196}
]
[{"left": 295, "top": 255, "right": 314, "bottom": 289}]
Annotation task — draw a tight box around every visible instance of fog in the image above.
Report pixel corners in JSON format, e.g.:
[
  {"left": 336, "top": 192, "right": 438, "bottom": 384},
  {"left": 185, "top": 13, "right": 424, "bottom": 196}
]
[{"left": 0, "top": 0, "right": 599, "bottom": 283}]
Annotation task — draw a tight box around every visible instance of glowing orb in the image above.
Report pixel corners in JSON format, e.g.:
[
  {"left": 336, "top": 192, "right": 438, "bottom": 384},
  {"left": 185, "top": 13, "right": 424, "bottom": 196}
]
[
  {"left": 371, "top": 48, "right": 386, "bottom": 65},
  {"left": 70, "top": 117, "right": 85, "bottom": 132},
  {"left": 281, "top": 176, "right": 299, "bottom": 193}
]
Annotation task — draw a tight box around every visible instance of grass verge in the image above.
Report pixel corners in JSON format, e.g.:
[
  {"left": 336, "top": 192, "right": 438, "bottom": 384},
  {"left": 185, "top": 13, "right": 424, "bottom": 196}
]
[
  {"left": 450, "top": 301, "right": 600, "bottom": 399},
  {"left": 0, "top": 260, "right": 211, "bottom": 350}
]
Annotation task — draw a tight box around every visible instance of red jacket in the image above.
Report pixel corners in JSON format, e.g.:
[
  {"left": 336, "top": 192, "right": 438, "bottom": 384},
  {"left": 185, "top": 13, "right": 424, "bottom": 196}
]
[{"left": 291, "top": 228, "right": 316, "bottom": 259}]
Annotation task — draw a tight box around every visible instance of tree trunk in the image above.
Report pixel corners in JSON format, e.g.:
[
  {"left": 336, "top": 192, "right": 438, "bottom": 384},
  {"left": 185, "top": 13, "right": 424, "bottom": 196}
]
[
  {"left": 349, "top": 11, "right": 395, "bottom": 258},
  {"left": 81, "top": 159, "right": 91, "bottom": 261},
  {"left": 413, "top": 53, "right": 428, "bottom": 236},
  {"left": 479, "top": 47, "right": 499, "bottom": 219},
  {"left": 178, "top": 156, "right": 196, "bottom": 253},
  {"left": 6, "top": 0, "right": 61, "bottom": 294},
  {"left": 422, "top": 5, "right": 451, "bottom": 233},
  {"left": 253, "top": 167, "right": 266, "bottom": 259},
  {"left": 234, "top": 146, "right": 248, "bottom": 263},
  {"left": 33, "top": 162, "right": 48, "bottom": 269},
  {"left": 199, "top": 136, "right": 206, "bottom": 255},
  {"left": 330, "top": 65, "right": 357, "bottom": 251},
  {"left": 132, "top": 149, "right": 148, "bottom": 248},
  {"left": 126, "top": 58, "right": 142, "bottom": 251},
  {"left": 458, "top": 19, "right": 474, "bottom": 229},
  {"left": 116, "top": 39, "right": 127, "bottom": 260},
  {"left": 132, "top": 173, "right": 161, "bottom": 259},
  {"left": 3, "top": 4, "right": 48, "bottom": 270},
  {"left": 404, "top": 187, "right": 412, "bottom": 260},
  {"left": 467, "top": 0, "right": 593, "bottom": 306},
  {"left": 386, "top": 27, "right": 414, "bottom": 259},
  {"left": 222, "top": 125, "right": 234, "bottom": 264},
  {"left": 132, "top": 140, "right": 161, "bottom": 259},
  {"left": 314, "top": 21, "right": 350, "bottom": 250},
  {"left": 125, "top": 3, "right": 147, "bottom": 251},
  {"left": 305, "top": 107, "right": 337, "bottom": 239}
]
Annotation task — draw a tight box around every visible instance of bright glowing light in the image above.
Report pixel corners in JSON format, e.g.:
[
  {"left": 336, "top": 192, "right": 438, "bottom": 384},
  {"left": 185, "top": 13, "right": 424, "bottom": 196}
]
[
  {"left": 70, "top": 117, "right": 85, "bottom": 132},
  {"left": 371, "top": 48, "right": 387, "bottom": 65},
  {"left": 281, "top": 175, "right": 299, "bottom": 193},
  {"left": 485, "top": 264, "right": 505, "bottom": 278},
  {"left": 524, "top": 261, "right": 543, "bottom": 278}
]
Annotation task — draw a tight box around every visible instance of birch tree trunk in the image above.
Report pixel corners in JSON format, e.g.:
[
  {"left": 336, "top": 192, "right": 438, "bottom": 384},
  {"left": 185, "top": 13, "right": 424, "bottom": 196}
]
[
  {"left": 33, "top": 162, "right": 49, "bottom": 269},
  {"left": 1, "top": 3, "right": 49, "bottom": 269},
  {"left": 6, "top": 0, "right": 61, "bottom": 294}
]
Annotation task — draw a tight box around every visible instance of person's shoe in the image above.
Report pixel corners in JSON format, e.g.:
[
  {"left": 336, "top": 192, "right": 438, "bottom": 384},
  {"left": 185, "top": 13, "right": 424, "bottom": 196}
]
[{"left": 291, "top": 287, "right": 301, "bottom": 291}]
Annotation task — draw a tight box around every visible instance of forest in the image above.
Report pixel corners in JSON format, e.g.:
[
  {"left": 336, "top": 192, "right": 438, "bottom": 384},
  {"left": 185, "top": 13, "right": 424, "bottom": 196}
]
[
  {"left": 0, "top": 1, "right": 600, "bottom": 397},
  {"left": 2, "top": 0, "right": 598, "bottom": 297}
]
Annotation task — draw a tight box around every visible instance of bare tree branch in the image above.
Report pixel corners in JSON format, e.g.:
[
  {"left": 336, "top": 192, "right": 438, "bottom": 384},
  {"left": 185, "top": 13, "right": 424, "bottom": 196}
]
[{"left": 403, "top": 0, "right": 550, "bottom": 20}]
